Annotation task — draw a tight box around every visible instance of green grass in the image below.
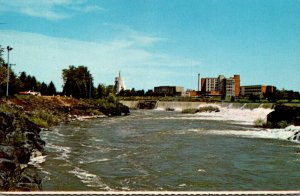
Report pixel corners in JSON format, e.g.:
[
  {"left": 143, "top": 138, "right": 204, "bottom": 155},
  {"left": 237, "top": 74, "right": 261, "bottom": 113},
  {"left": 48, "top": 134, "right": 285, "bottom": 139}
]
[
  {"left": 28, "top": 116, "right": 48, "bottom": 128},
  {"left": 28, "top": 110, "right": 59, "bottom": 128},
  {"left": 0, "top": 104, "right": 13, "bottom": 113}
]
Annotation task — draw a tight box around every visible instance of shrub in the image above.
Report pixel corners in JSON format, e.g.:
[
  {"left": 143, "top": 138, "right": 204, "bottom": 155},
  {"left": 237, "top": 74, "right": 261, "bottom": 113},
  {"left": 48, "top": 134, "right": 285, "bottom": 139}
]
[
  {"left": 254, "top": 118, "right": 266, "bottom": 127},
  {"left": 291, "top": 99, "right": 300, "bottom": 103},
  {"left": 277, "top": 120, "right": 289, "bottom": 128},
  {"left": 198, "top": 106, "right": 220, "bottom": 113},
  {"left": 182, "top": 106, "right": 220, "bottom": 114},
  {"left": 87, "top": 109, "right": 103, "bottom": 116},
  {"left": 261, "top": 103, "right": 273, "bottom": 109},
  {"left": 277, "top": 100, "right": 289, "bottom": 104},
  {"left": 108, "top": 93, "right": 117, "bottom": 103},
  {"left": 182, "top": 108, "right": 198, "bottom": 114},
  {"left": 28, "top": 110, "right": 59, "bottom": 127},
  {"left": 0, "top": 104, "right": 12, "bottom": 113}
]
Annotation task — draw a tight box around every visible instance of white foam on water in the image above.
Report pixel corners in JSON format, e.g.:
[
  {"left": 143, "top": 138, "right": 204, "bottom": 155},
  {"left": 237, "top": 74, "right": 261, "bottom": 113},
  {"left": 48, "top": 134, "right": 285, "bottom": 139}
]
[
  {"left": 68, "top": 167, "right": 112, "bottom": 190},
  {"left": 79, "top": 158, "right": 110, "bottom": 164},
  {"left": 116, "top": 153, "right": 128, "bottom": 159},
  {"left": 178, "top": 183, "right": 187, "bottom": 187},
  {"left": 88, "top": 137, "right": 103, "bottom": 142},
  {"left": 46, "top": 143, "right": 71, "bottom": 160},
  {"left": 154, "top": 106, "right": 273, "bottom": 126},
  {"left": 204, "top": 125, "right": 300, "bottom": 143},
  {"left": 172, "top": 128, "right": 205, "bottom": 135},
  {"left": 80, "top": 143, "right": 94, "bottom": 148},
  {"left": 28, "top": 155, "right": 47, "bottom": 165},
  {"left": 194, "top": 107, "right": 273, "bottom": 125},
  {"left": 197, "top": 169, "right": 206, "bottom": 173}
]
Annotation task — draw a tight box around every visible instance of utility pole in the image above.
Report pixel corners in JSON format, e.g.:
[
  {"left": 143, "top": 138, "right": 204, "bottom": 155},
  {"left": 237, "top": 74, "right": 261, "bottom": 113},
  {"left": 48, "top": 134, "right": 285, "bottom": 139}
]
[{"left": 6, "top": 46, "right": 13, "bottom": 100}]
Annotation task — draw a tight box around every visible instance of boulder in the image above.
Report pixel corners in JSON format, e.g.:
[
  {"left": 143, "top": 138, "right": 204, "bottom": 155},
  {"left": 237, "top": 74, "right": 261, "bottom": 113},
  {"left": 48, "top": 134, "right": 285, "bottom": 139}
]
[
  {"left": 0, "top": 145, "right": 17, "bottom": 159},
  {"left": 267, "top": 105, "right": 300, "bottom": 128},
  {"left": 0, "top": 158, "right": 17, "bottom": 171},
  {"left": 137, "top": 101, "right": 157, "bottom": 109}
]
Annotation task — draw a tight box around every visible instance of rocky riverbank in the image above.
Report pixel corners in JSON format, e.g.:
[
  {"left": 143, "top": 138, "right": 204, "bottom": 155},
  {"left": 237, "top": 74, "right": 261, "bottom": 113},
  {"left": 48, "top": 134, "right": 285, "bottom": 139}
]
[
  {"left": 0, "top": 112, "right": 45, "bottom": 191},
  {"left": 0, "top": 95, "right": 130, "bottom": 191}
]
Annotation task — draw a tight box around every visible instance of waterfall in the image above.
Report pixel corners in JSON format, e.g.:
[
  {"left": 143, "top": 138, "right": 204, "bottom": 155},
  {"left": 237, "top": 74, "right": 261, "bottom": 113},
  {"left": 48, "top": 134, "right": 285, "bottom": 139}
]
[
  {"left": 240, "top": 103, "right": 247, "bottom": 110},
  {"left": 227, "top": 103, "right": 233, "bottom": 109}
]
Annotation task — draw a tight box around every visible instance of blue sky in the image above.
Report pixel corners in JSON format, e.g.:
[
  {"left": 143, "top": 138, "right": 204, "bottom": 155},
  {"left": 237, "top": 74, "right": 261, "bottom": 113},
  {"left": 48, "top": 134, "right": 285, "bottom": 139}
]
[{"left": 0, "top": 0, "right": 299, "bottom": 92}]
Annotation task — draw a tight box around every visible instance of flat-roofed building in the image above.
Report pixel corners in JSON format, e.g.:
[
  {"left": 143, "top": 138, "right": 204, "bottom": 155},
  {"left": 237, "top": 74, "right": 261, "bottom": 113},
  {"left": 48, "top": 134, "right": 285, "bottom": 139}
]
[
  {"left": 201, "top": 74, "right": 240, "bottom": 96},
  {"left": 154, "top": 86, "right": 184, "bottom": 96},
  {"left": 201, "top": 78, "right": 219, "bottom": 92},
  {"left": 240, "top": 85, "right": 275, "bottom": 97},
  {"left": 225, "top": 78, "right": 235, "bottom": 97},
  {"left": 185, "top": 90, "right": 201, "bottom": 97}
]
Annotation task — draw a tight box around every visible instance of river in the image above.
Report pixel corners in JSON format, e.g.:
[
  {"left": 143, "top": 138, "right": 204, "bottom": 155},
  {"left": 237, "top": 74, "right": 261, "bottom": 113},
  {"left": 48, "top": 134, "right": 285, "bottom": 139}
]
[{"left": 37, "top": 107, "right": 300, "bottom": 191}]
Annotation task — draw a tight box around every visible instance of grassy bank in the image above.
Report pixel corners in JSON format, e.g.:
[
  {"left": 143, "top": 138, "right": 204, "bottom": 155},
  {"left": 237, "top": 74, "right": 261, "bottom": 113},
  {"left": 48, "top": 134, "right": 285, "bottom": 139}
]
[{"left": 0, "top": 95, "right": 129, "bottom": 128}]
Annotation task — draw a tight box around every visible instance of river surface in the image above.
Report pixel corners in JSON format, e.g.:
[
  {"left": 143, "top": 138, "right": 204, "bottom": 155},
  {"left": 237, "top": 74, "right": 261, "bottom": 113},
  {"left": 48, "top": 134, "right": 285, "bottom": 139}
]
[{"left": 38, "top": 109, "right": 300, "bottom": 191}]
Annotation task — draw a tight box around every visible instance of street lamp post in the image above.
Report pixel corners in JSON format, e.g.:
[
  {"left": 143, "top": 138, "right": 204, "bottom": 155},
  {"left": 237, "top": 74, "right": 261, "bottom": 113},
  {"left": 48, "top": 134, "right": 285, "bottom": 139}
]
[{"left": 6, "top": 46, "right": 13, "bottom": 100}]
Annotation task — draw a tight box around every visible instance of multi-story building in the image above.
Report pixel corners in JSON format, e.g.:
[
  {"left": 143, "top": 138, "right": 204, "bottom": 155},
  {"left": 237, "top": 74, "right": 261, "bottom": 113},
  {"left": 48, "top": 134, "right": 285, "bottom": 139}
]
[
  {"left": 240, "top": 85, "right": 275, "bottom": 97},
  {"left": 154, "top": 86, "right": 184, "bottom": 96},
  {"left": 201, "top": 74, "right": 240, "bottom": 97},
  {"left": 114, "top": 71, "right": 125, "bottom": 94}
]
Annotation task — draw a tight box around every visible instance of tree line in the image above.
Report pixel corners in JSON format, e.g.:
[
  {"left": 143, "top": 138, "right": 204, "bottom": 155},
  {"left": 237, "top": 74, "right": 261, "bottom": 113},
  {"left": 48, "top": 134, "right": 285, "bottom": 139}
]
[
  {"left": 62, "top": 65, "right": 116, "bottom": 99},
  {"left": 0, "top": 66, "right": 57, "bottom": 97}
]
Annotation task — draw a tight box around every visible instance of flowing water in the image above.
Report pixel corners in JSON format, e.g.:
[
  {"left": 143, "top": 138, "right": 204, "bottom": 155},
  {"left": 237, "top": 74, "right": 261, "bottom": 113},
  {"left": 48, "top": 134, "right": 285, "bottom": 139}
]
[{"left": 38, "top": 108, "right": 300, "bottom": 191}]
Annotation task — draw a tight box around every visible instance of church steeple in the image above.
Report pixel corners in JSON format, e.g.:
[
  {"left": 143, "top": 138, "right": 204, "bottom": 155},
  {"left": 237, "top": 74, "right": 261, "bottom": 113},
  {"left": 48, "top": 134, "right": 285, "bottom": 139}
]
[{"left": 114, "top": 71, "right": 125, "bottom": 94}]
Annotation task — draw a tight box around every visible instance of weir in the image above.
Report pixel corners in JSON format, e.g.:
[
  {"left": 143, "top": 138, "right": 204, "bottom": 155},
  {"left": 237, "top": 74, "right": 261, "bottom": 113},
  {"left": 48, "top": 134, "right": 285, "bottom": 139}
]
[{"left": 120, "top": 100, "right": 274, "bottom": 110}]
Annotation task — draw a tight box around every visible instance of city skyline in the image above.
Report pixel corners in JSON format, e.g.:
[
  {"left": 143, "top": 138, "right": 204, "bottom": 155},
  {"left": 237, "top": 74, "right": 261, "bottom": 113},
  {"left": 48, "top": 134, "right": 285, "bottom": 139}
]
[{"left": 0, "top": 0, "right": 299, "bottom": 92}]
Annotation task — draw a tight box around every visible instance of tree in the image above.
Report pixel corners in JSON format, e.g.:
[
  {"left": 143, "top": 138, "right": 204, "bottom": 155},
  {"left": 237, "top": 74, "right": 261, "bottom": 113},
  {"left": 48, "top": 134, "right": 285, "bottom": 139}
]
[
  {"left": 40, "top": 82, "right": 48, "bottom": 95},
  {"left": 47, "top": 81, "right": 56, "bottom": 95},
  {"left": 230, "top": 96, "right": 235, "bottom": 102},
  {"left": 0, "top": 65, "right": 7, "bottom": 86},
  {"left": 145, "top": 89, "right": 153, "bottom": 96},
  {"left": 106, "top": 85, "right": 115, "bottom": 97},
  {"left": 0, "top": 45, "right": 4, "bottom": 66},
  {"left": 97, "top": 84, "right": 106, "bottom": 98},
  {"left": 249, "top": 94, "right": 260, "bottom": 102},
  {"left": 31, "top": 76, "right": 37, "bottom": 91},
  {"left": 62, "top": 65, "right": 94, "bottom": 98}
]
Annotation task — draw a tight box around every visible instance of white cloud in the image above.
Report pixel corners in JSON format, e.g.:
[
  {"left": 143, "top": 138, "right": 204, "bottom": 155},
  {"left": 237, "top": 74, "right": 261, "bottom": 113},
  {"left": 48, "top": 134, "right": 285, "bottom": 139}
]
[
  {"left": 0, "top": 29, "right": 200, "bottom": 90},
  {"left": 0, "top": 0, "right": 104, "bottom": 20},
  {"left": 103, "top": 23, "right": 164, "bottom": 47}
]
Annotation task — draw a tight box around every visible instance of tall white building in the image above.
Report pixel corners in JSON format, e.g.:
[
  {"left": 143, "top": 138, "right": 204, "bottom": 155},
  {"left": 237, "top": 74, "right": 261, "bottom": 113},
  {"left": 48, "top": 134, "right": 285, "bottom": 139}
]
[{"left": 114, "top": 71, "right": 125, "bottom": 94}]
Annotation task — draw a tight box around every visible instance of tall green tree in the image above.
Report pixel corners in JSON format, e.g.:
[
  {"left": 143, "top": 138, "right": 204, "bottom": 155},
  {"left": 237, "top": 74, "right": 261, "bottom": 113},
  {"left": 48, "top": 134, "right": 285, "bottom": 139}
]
[
  {"left": 0, "top": 45, "right": 4, "bottom": 66},
  {"left": 62, "top": 65, "right": 94, "bottom": 98},
  {"left": 47, "top": 81, "right": 56, "bottom": 95},
  {"left": 0, "top": 46, "right": 7, "bottom": 96},
  {"left": 40, "top": 82, "right": 48, "bottom": 95},
  {"left": 96, "top": 84, "right": 106, "bottom": 98}
]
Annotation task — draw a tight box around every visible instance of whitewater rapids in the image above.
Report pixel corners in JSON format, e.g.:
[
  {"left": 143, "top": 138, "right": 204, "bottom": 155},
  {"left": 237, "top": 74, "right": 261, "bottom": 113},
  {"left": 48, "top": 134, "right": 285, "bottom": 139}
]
[{"left": 156, "top": 104, "right": 300, "bottom": 143}]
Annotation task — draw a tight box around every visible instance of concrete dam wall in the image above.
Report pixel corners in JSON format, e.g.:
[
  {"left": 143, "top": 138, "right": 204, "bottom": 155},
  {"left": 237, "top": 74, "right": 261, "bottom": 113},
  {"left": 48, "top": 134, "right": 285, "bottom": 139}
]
[{"left": 120, "top": 100, "right": 274, "bottom": 110}]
